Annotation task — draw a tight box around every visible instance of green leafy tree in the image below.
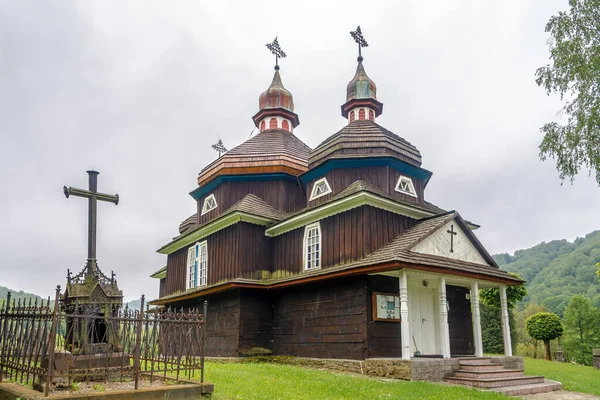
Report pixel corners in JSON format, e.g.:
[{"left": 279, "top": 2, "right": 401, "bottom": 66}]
[
  {"left": 479, "top": 274, "right": 525, "bottom": 354},
  {"left": 562, "top": 294, "right": 600, "bottom": 365},
  {"left": 526, "top": 312, "right": 564, "bottom": 360},
  {"left": 535, "top": 0, "right": 600, "bottom": 184},
  {"left": 514, "top": 303, "right": 551, "bottom": 358},
  {"left": 480, "top": 274, "right": 527, "bottom": 310}
]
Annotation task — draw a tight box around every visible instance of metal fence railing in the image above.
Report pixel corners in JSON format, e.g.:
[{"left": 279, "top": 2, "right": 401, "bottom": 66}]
[{"left": 0, "top": 286, "right": 206, "bottom": 397}]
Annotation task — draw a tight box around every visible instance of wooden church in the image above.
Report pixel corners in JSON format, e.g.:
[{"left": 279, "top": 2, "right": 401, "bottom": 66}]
[{"left": 149, "top": 32, "right": 522, "bottom": 361}]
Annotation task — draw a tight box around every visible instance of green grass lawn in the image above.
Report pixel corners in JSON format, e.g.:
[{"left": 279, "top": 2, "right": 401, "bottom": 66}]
[
  {"left": 202, "top": 361, "right": 510, "bottom": 400},
  {"left": 523, "top": 357, "right": 600, "bottom": 396}
]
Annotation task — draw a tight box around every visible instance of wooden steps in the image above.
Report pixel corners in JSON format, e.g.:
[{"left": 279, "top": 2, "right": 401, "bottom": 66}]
[{"left": 444, "top": 358, "right": 561, "bottom": 396}]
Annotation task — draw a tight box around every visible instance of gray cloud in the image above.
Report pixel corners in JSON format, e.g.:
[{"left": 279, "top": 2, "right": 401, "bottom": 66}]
[{"left": 1, "top": 0, "right": 597, "bottom": 300}]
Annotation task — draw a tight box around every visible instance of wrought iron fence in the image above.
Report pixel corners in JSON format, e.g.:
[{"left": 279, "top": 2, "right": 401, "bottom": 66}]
[{"left": 0, "top": 286, "right": 206, "bottom": 397}]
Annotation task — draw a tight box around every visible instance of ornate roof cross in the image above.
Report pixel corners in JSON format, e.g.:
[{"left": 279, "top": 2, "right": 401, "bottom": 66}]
[
  {"left": 211, "top": 138, "right": 228, "bottom": 157},
  {"left": 350, "top": 26, "right": 369, "bottom": 62},
  {"left": 447, "top": 224, "right": 458, "bottom": 253},
  {"left": 266, "top": 37, "right": 287, "bottom": 70},
  {"left": 64, "top": 171, "right": 119, "bottom": 277}
]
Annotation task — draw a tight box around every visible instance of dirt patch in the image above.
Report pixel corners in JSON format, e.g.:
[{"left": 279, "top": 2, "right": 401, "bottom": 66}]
[
  {"left": 49, "top": 376, "right": 174, "bottom": 397},
  {"left": 521, "top": 390, "right": 600, "bottom": 400}
]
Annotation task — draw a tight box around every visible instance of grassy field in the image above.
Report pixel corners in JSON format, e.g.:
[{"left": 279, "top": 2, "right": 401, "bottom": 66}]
[
  {"left": 202, "top": 361, "right": 510, "bottom": 400},
  {"left": 524, "top": 357, "right": 600, "bottom": 396}
]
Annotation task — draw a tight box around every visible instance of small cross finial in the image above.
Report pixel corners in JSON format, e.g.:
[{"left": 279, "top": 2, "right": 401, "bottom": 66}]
[
  {"left": 266, "top": 37, "right": 287, "bottom": 70},
  {"left": 350, "top": 26, "right": 368, "bottom": 62},
  {"left": 211, "top": 139, "right": 228, "bottom": 157}
]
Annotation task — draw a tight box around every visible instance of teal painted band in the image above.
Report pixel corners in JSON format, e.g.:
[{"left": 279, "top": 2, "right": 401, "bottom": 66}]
[{"left": 190, "top": 173, "right": 299, "bottom": 200}]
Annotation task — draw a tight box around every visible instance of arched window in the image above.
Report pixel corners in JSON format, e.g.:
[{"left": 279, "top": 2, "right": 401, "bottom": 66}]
[
  {"left": 186, "top": 241, "right": 208, "bottom": 289},
  {"left": 260, "top": 120, "right": 266, "bottom": 131},
  {"left": 303, "top": 222, "right": 321, "bottom": 271},
  {"left": 358, "top": 109, "right": 366, "bottom": 120},
  {"left": 350, "top": 110, "right": 355, "bottom": 122},
  {"left": 269, "top": 118, "right": 278, "bottom": 129},
  {"left": 369, "top": 109, "right": 375, "bottom": 121},
  {"left": 282, "top": 119, "right": 290, "bottom": 132}
]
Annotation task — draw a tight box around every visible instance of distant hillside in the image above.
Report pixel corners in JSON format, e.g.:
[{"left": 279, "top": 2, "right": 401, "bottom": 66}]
[
  {"left": 494, "top": 230, "right": 600, "bottom": 315},
  {"left": 0, "top": 285, "right": 45, "bottom": 306}
]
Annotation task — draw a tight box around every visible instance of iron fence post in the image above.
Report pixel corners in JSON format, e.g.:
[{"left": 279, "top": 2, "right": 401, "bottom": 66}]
[
  {"left": 0, "top": 291, "right": 11, "bottom": 383},
  {"left": 201, "top": 300, "right": 207, "bottom": 383},
  {"left": 134, "top": 295, "right": 145, "bottom": 390},
  {"left": 44, "top": 286, "right": 61, "bottom": 397}
]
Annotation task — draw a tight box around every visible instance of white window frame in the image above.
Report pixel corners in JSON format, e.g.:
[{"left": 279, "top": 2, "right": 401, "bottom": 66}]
[
  {"left": 201, "top": 194, "right": 217, "bottom": 215},
  {"left": 309, "top": 178, "right": 332, "bottom": 201},
  {"left": 186, "top": 245, "right": 197, "bottom": 290},
  {"left": 303, "top": 222, "right": 322, "bottom": 271},
  {"left": 186, "top": 241, "right": 208, "bottom": 289},
  {"left": 394, "top": 175, "right": 418, "bottom": 198},
  {"left": 197, "top": 241, "right": 208, "bottom": 287}
]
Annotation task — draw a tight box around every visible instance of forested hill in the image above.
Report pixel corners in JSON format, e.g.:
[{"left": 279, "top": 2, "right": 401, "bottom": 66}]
[
  {"left": 0, "top": 285, "right": 45, "bottom": 305},
  {"left": 493, "top": 230, "right": 600, "bottom": 315}
]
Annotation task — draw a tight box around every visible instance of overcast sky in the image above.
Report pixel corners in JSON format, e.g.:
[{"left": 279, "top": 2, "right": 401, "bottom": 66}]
[{"left": 1, "top": 0, "right": 598, "bottom": 301}]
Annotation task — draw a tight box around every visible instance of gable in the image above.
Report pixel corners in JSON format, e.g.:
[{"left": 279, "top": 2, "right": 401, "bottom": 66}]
[{"left": 411, "top": 219, "right": 489, "bottom": 265}]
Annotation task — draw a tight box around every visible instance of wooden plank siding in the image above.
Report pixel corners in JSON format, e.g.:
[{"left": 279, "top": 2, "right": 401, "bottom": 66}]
[
  {"left": 272, "top": 276, "right": 368, "bottom": 359},
  {"left": 174, "top": 291, "right": 241, "bottom": 357},
  {"left": 197, "top": 179, "right": 305, "bottom": 225},
  {"left": 164, "top": 223, "right": 270, "bottom": 296},
  {"left": 366, "top": 275, "right": 402, "bottom": 358},
  {"left": 271, "top": 205, "right": 416, "bottom": 274},
  {"left": 306, "top": 166, "right": 425, "bottom": 207}
]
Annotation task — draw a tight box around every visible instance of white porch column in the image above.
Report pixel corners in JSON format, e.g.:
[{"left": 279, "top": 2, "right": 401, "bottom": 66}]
[
  {"left": 499, "top": 285, "right": 513, "bottom": 356},
  {"left": 438, "top": 277, "right": 451, "bottom": 358},
  {"left": 471, "top": 281, "right": 483, "bottom": 357},
  {"left": 399, "top": 270, "right": 411, "bottom": 360}
]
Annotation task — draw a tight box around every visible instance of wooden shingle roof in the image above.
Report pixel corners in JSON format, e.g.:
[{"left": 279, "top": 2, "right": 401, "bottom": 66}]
[
  {"left": 198, "top": 130, "right": 311, "bottom": 186},
  {"left": 309, "top": 120, "right": 422, "bottom": 169}
]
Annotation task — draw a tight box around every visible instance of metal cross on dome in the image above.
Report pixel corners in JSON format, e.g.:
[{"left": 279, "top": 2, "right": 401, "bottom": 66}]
[
  {"left": 266, "top": 37, "right": 287, "bottom": 70},
  {"left": 350, "top": 26, "right": 369, "bottom": 62},
  {"left": 211, "top": 138, "right": 228, "bottom": 157}
]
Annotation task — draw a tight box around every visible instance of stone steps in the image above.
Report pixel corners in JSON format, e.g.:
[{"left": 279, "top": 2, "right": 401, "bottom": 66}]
[
  {"left": 446, "top": 375, "right": 545, "bottom": 388},
  {"left": 444, "top": 358, "right": 561, "bottom": 396},
  {"left": 491, "top": 380, "right": 563, "bottom": 396},
  {"left": 453, "top": 369, "right": 524, "bottom": 379}
]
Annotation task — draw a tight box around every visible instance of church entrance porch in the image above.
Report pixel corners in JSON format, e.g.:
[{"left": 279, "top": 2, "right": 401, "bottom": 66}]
[{"left": 373, "top": 268, "right": 514, "bottom": 360}]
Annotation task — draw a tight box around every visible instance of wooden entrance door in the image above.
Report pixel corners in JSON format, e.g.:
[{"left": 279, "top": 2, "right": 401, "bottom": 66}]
[{"left": 409, "top": 287, "right": 437, "bottom": 355}]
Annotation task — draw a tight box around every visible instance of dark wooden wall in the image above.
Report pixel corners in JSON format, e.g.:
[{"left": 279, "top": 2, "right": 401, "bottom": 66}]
[
  {"left": 447, "top": 285, "right": 474, "bottom": 356},
  {"left": 159, "top": 278, "right": 166, "bottom": 298},
  {"left": 272, "top": 276, "right": 368, "bottom": 359},
  {"left": 271, "top": 205, "right": 416, "bottom": 273},
  {"left": 164, "top": 223, "right": 270, "bottom": 296},
  {"left": 366, "top": 275, "right": 402, "bottom": 358},
  {"left": 176, "top": 291, "right": 241, "bottom": 357},
  {"left": 306, "top": 166, "right": 425, "bottom": 206},
  {"left": 197, "top": 179, "right": 305, "bottom": 225},
  {"left": 238, "top": 290, "right": 274, "bottom": 354}
]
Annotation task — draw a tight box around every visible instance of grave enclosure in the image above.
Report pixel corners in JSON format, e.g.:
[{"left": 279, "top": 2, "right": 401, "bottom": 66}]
[{"left": 0, "top": 289, "right": 210, "bottom": 398}]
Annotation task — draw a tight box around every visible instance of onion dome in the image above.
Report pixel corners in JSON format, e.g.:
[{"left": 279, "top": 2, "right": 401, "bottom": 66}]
[
  {"left": 341, "top": 60, "right": 383, "bottom": 122},
  {"left": 252, "top": 70, "right": 300, "bottom": 133}
]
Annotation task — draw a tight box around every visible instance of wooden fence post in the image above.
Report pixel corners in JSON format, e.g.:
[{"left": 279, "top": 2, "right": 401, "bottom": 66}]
[
  {"left": 201, "top": 300, "right": 207, "bottom": 384},
  {"left": 0, "top": 291, "right": 11, "bottom": 383},
  {"left": 134, "top": 295, "right": 145, "bottom": 390},
  {"left": 45, "top": 286, "right": 61, "bottom": 397}
]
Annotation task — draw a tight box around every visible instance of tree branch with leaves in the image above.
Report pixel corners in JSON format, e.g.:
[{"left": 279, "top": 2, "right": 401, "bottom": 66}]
[{"left": 535, "top": 0, "right": 600, "bottom": 184}]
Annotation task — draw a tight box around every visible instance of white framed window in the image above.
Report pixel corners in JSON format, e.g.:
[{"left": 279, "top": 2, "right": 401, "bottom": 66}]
[
  {"left": 186, "top": 245, "right": 197, "bottom": 289},
  {"left": 201, "top": 194, "right": 217, "bottom": 215},
  {"left": 394, "top": 175, "right": 418, "bottom": 198},
  {"left": 309, "top": 178, "right": 332, "bottom": 201},
  {"left": 303, "top": 222, "right": 321, "bottom": 271},
  {"left": 186, "top": 241, "right": 208, "bottom": 289},
  {"left": 197, "top": 241, "right": 208, "bottom": 287}
]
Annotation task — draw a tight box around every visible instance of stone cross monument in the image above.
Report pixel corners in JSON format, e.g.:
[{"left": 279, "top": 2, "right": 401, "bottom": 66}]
[{"left": 61, "top": 170, "right": 123, "bottom": 357}]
